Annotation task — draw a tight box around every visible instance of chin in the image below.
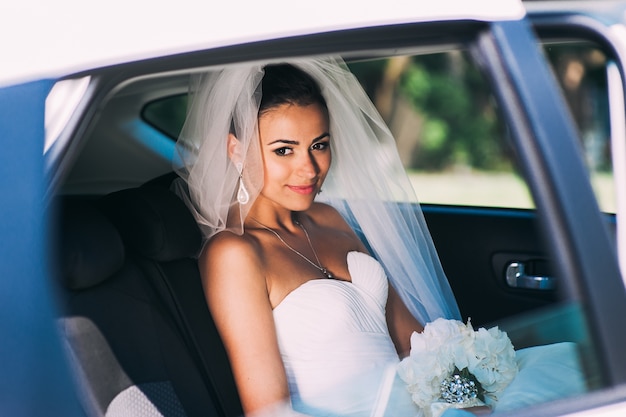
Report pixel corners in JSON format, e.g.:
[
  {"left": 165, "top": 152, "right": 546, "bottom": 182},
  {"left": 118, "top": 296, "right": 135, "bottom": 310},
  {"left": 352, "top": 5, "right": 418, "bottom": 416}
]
[
  {"left": 290, "top": 203, "right": 315, "bottom": 212},
  {"left": 285, "top": 198, "right": 316, "bottom": 212}
]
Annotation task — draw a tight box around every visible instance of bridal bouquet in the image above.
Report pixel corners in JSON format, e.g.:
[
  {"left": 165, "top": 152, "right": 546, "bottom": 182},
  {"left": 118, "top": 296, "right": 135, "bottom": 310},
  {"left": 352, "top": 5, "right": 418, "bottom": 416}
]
[{"left": 397, "top": 318, "right": 518, "bottom": 417}]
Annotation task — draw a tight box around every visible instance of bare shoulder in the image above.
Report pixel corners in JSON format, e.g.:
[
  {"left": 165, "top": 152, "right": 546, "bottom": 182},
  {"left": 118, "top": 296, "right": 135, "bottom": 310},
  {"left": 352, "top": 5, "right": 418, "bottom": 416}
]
[
  {"left": 201, "top": 230, "right": 260, "bottom": 263},
  {"left": 199, "top": 231, "right": 266, "bottom": 295},
  {"left": 307, "top": 202, "right": 368, "bottom": 253},
  {"left": 201, "top": 230, "right": 258, "bottom": 266},
  {"left": 308, "top": 202, "right": 353, "bottom": 232}
]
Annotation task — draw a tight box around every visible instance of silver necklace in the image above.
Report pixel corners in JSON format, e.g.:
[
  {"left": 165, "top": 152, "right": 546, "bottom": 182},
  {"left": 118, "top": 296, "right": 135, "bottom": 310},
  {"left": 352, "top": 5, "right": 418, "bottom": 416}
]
[{"left": 251, "top": 217, "right": 334, "bottom": 279}]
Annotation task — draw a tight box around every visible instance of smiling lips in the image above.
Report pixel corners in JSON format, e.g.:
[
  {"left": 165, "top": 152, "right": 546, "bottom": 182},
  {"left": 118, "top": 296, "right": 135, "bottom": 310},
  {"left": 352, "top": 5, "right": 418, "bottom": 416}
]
[{"left": 288, "top": 184, "right": 316, "bottom": 195}]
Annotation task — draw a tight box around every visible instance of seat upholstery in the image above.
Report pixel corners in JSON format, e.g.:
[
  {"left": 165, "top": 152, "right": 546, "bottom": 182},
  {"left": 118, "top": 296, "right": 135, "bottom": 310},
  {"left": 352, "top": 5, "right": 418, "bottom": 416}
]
[
  {"left": 56, "top": 191, "right": 241, "bottom": 417},
  {"left": 99, "top": 184, "right": 242, "bottom": 417}
]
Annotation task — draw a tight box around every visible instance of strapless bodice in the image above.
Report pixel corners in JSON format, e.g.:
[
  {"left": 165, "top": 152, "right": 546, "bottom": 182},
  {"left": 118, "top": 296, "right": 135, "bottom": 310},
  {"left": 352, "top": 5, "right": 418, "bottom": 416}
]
[
  {"left": 273, "top": 251, "right": 390, "bottom": 346},
  {"left": 273, "top": 251, "right": 419, "bottom": 417}
]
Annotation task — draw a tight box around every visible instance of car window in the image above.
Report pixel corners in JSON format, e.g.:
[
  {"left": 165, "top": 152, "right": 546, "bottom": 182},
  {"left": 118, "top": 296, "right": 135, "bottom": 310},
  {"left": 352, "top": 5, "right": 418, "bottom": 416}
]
[
  {"left": 346, "top": 47, "right": 615, "bottom": 213},
  {"left": 67, "top": 37, "right": 619, "bottom": 412},
  {"left": 542, "top": 42, "right": 614, "bottom": 214},
  {"left": 348, "top": 54, "right": 534, "bottom": 209},
  {"left": 143, "top": 53, "right": 535, "bottom": 210},
  {"left": 140, "top": 53, "right": 605, "bottom": 393},
  {"left": 142, "top": 95, "right": 187, "bottom": 139},
  {"left": 118, "top": 45, "right": 620, "bottom": 214},
  {"left": 140, "top": 48, "right": 616, "bottom": 218}
]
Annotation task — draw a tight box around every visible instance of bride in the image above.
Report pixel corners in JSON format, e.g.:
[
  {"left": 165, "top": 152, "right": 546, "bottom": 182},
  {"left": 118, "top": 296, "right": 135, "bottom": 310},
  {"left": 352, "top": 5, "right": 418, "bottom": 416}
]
[{"left": 174, "top": 58, "right": 583, "bottom": 416}]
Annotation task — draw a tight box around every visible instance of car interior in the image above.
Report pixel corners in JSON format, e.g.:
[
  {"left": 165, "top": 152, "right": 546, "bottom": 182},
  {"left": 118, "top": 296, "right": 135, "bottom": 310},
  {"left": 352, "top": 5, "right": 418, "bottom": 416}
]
[
  {"left": 48, "top": 27, "right": 615, "bottom": 416},
  {"left": 56, "top": 181, "right": 242, "bottom": 417}
]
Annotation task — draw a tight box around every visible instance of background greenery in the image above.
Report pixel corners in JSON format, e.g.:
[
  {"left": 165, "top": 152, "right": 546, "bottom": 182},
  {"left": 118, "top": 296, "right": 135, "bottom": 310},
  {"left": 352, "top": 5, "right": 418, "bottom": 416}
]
[
  {"left": 143, "top": 43, "right": 615, "bottom": 211},
  {"left": 349, "top": 45, "right": 610, "bottom": 174},
  {"left": 351, "top": 53, "right": 509, "bottom": 172}
]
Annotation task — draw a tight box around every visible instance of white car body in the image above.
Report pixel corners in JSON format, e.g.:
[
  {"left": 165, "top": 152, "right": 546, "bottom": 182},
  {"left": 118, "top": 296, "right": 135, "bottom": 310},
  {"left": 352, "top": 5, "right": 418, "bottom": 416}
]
[{"left": 0, "top": 0, "right": 525, "bottom": 87}]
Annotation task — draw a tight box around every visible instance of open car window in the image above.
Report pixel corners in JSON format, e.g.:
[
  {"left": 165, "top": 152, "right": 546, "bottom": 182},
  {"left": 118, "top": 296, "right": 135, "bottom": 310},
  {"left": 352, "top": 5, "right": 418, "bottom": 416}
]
[
  {"left": 348, "top": 54, "right": 533, "bottom": 209},
  {"left": 132, "top": 50, "right": 605, "bottom": 402},
  {"left": 142, "top": 46, "right": 613, "bottom": 214},
  {"left": 142, "top": 54, "right": 535, "bottom": 210}
]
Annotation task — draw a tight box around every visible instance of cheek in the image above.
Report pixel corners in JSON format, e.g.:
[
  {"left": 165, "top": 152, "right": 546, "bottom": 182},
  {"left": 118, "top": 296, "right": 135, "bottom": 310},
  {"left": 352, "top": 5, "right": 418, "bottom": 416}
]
[
  {"left": 320, "top": 152, "right": 332, "bottom": 174},
  {"left": 262, "top": 158, "right": 288, "bottom": 183}
]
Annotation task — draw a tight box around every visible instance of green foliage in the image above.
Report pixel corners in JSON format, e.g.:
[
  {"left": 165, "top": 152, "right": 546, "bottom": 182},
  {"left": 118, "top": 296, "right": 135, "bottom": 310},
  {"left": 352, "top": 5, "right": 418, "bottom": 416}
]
[{"left": 400, "top": 53, "right": 508, "bottom": 171}]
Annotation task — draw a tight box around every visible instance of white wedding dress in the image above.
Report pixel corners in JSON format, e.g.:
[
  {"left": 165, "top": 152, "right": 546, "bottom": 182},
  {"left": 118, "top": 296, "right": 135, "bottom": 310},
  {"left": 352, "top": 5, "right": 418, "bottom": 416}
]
[
  {"left": 273, "top": 251, "right": 420, "bottom": 417},
  {"left": 272, "top": 251, "right": 586, "bottom": 417}
]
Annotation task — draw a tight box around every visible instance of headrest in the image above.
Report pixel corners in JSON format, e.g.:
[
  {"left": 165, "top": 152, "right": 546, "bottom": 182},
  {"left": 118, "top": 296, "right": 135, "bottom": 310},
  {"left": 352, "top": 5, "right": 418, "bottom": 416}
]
[
  {"left": 59, "top": 199, "right": 125, "bottom": 290},
  {"left": 99, "top": 186, "right": 202, "bottom": 262}
]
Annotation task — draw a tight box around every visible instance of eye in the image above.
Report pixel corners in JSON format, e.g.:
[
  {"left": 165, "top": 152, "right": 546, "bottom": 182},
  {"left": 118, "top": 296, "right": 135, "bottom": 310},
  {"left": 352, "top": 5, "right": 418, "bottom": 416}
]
[
  {"left": 274, "top": 147, "right": 293, "bottom": 156},
  {"left": 311, "top": 141, "right": 329, "bottom": 151}
]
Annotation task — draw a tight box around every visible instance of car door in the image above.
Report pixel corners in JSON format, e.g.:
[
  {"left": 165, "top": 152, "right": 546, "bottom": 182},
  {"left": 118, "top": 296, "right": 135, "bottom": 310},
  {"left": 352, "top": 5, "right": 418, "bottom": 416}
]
[{"left": 0, "top": 80, "right": 83, "bottom": 415}]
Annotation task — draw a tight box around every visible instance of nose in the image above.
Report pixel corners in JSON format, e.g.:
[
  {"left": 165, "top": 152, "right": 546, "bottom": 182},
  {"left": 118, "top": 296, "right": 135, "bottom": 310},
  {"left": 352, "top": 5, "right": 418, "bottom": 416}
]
[{"left": 297, "top": 151, "right": 319, "bottom": 179}]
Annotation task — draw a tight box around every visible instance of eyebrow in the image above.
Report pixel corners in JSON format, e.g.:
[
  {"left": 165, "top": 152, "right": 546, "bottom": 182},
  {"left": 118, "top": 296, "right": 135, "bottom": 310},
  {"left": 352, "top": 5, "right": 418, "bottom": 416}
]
[{"left": 267, "top": 132, "right": 330, "bottom": 146}]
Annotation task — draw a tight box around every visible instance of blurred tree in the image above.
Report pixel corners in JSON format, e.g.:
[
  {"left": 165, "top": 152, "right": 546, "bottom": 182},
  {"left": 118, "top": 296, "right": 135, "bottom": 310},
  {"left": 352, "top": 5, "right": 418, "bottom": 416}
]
[
  {"left": 400, "top": 52, "right": 507, "bottom": 171},
  {"left": 543, "top": 45, "right": 610, "bottom": 172},
  {"left": 351, "top": 53, "right": 510, "bottom": 172},
  {"left": 142, "top": 46, "right": 609, "bottom": 177}
]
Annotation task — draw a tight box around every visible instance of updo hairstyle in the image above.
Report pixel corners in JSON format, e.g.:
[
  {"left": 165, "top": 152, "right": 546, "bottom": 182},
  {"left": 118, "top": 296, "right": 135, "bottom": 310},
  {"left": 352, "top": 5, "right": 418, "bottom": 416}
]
[{"left": 259, "top": 64, "right": 328, "bottom": 116}]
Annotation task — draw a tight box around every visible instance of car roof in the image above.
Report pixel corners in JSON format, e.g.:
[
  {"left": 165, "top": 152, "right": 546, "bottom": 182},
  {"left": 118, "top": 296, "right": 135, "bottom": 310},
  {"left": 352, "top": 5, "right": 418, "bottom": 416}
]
[{"left": 1, "top": 0, "right": 524, "bottom": 88}]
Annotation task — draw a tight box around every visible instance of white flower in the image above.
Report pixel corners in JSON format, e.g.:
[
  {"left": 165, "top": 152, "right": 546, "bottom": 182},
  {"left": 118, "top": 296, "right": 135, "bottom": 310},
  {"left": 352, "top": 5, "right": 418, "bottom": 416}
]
[
  {"left": 398, "top": 349, "right": 452, "bottom": 408},
  {"left": 422, "top": 318, "right": 472, "bottom": 352},
  {"left": 450, "top": 341, "right": 473, "bottom": 370},
  {"left": 408, "top": 329, "right": 429, "bottom": 353},
  {"left": 398, "top": 318, "right": 518, "bottom": 410},
  {"left": 468, "top": 326, "right": 517, "bottom": 396}
]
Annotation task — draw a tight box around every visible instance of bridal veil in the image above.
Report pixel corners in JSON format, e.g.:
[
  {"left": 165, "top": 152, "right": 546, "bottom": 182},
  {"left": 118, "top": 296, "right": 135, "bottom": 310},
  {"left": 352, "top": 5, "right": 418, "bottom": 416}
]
[{"left": 173, "top": 56, "right": 461, "bottom": 324}]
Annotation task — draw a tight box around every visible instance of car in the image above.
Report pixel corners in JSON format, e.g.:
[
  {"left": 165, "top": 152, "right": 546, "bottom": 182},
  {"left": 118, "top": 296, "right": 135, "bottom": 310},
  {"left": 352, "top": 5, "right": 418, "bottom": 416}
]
[{"left": 2, "top": 0, "right": 626, "bottom": 416}]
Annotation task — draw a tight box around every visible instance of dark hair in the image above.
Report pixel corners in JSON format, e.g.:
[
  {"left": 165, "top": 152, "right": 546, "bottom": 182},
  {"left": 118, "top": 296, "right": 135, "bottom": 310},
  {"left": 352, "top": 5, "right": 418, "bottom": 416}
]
[{"left": 259, "top": 64, "right": 327, "bottom": 115}]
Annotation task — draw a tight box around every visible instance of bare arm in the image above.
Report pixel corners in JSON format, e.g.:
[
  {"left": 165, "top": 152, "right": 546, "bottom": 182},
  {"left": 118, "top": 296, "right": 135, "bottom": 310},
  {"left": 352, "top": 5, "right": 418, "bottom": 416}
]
[
  {"left": 386, "top": 284, "right": 424, "bottom": 358},
  {"left": 200, "top": 233, "right": 289, "bottom": 414}
]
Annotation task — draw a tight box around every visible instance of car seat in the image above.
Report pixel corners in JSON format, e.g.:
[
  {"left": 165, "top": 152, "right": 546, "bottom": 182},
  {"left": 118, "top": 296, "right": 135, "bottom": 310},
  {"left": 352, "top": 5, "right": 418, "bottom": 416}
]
[
  {"left": 98, "top": 183, "right": 241, "bottom": 417},
  {"left": 55, "top": 190, "right": 241, "bottom": 417}
]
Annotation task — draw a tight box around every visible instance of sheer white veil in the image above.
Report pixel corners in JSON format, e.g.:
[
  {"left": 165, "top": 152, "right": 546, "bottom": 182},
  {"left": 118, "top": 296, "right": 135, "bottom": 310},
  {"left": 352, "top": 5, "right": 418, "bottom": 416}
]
[{"left": 174, "top": 56, "right": 460, "bottom": 324}]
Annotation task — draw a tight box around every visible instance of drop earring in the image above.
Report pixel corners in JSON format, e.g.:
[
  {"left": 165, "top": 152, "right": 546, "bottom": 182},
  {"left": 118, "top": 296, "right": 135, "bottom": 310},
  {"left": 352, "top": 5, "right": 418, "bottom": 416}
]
[{"left": 236, "top": 162, "right": 250, "bottom": 204}]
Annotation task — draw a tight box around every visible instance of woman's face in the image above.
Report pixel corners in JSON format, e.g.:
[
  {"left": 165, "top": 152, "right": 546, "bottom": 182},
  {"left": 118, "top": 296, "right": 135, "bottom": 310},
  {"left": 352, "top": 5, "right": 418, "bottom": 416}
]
[{"left": 257, "top": 103, "right": 331, "bottom": 212}]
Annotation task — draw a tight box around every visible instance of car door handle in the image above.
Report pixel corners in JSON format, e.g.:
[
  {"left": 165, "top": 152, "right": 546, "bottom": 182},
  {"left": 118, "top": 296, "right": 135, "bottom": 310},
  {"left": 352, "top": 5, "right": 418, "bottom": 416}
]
[{"left": 505, "top": 261, "right": 556, "bottom": 290}]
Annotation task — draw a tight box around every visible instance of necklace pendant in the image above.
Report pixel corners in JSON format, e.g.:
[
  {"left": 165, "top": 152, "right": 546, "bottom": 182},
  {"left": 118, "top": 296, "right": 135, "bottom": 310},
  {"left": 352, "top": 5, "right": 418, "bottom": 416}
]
[{"left": 251, "top": 217, "right": 334, "bottom": 280}]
